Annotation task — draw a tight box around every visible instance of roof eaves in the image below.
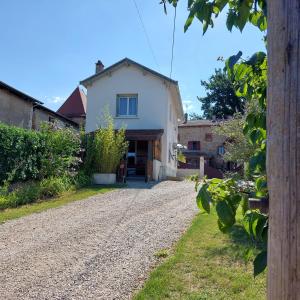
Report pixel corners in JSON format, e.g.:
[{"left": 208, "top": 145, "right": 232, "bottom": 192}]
[
  {"left": 35, "top": 104, "right": 79, "bottom": 127},
  {"left": 80, "top": 58, "right": 178, "bottom": 87},
  {"left": 0, "top": 81, "right": 43, "bottom": 105}
]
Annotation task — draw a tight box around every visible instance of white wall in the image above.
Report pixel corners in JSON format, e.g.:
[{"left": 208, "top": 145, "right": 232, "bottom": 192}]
[
  {"left": 85, "top": 66, "right": 169, "bottom": 132},
  {"left": 163, "top": 89, "right": 180, "bottom": 177},
  {"left": 85, "top": 63, "right": 181, "bottom": 179}
]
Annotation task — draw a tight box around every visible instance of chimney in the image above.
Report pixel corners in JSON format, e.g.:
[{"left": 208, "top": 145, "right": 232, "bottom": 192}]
[
  {"left": 95, "top": 60, "right": 104, "bottom": 74},
  {"left": 184, "top": 113, "right": 188, "bottom": 123}
]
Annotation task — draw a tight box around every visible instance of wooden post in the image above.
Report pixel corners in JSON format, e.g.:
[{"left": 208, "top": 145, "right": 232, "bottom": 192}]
[
  {"left": 199, "top": 156, "right": 204, "bottom": 179},
  {"left": 268, "top": 1, "right": 300, "bottom": 298}
]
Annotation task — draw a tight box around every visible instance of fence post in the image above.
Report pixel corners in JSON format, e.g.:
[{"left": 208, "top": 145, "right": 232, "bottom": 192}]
[{"left": 199, "top": 156, "right": 204, "bottom": 179}]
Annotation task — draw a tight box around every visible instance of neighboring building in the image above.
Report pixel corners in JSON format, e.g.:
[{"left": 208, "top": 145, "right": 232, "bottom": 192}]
[
  {"left": 57, "top": 87, "right": 87, "bottom": 126},
  {"left": 0, "top": 81, "right": 78, "bottom": 130},
  {"left": 0, "top": 80, "right": 43, "bottom": 129},
  {"left": 80, "top": 58, "right": 184, "bottom": 181},
  {"left": 33, "top": 104, "right": 79, "bottom": 130},
  {"left": 178, "top": 118, "right": 226, "bottom": 178}
]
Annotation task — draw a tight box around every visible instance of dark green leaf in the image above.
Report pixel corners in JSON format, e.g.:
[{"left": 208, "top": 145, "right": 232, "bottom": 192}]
[
  {"left": 196, "top": 183, "right": 211, "bottom": 213},
  {"left": 216, "top": 200, "right": 235, "bottom": 227},
  {"left": 215, "top": 0, "right": 227, "bottom": 11},
  {"left": 217, "top": 219, "right": 229, "bottom": 233},
  {"left": 184, "top": 12, "right": 195, "bottom": 32},
  {"left": 226, "top": 10, "right": 236, "bottom": 31},
  {"left": 226, "top": 51, "right": 243, "bottom": 71},
  {"left": 254, "top": 250, "right": 267, "bottom": 276}
]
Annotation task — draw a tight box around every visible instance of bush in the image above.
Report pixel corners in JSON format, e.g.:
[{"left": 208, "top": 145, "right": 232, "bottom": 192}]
[
  {"left": 13, "top": 182, "right": 41, "bottom": 206},
  {"left": 72, "top": 171, "right": 91, "bottom": 188},
  {"left": 39, "top": 176, "right": 72, "bottom": 198},
  {"left": 0, "top": 182, "right": 41, "bottom": 209},
  {"left": 0, "top": 122, "right": 81, "bottom": 184}
]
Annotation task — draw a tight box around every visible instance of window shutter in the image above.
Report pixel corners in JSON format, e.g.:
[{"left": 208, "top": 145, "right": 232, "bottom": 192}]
[{"left": 188, "top": 141, "right": 193, "bottom": 150}]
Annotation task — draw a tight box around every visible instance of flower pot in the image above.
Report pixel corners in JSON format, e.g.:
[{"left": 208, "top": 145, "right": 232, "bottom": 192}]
[
  {"left": 92, "top": 173, "right": 116, "bottom": 185},
  {"left": 248, "top": 197, "right": 269, "bottom": 214}
]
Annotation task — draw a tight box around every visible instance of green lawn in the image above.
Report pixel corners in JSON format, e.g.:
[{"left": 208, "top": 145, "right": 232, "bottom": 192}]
[
  {"left": 134, "top": 211, "right": 266, "bottom": 300},
  {"left": 0, "top": 185, "right": 117, "bottom": 224}
]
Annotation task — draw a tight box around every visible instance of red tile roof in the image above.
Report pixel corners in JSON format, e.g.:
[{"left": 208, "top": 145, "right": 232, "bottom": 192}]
[{"left": 57, "top": 87, "right": 87, "bottom": 118}]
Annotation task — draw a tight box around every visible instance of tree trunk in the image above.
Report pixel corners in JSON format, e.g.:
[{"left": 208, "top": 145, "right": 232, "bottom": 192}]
[{"left": 267, "top": 1, "right": 300, "bottom": 299}]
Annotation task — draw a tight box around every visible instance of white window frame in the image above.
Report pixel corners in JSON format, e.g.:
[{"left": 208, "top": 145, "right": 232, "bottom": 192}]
[{"left": 116, "top": 94, "right": 138, "bottom": 117}]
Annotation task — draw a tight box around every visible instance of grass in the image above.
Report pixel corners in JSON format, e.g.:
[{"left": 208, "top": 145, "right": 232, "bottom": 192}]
[
  {"left": 0, "top": 185, "right": 117, "bottom": 224},
  {"left": 134, "top": 211, "right": 266, "bottom": 300}
]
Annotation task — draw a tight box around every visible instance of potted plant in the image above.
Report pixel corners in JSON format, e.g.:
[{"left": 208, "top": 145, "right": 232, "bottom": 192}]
[{"left": 85, "top": 115, "right": 128, "bottom": 185}]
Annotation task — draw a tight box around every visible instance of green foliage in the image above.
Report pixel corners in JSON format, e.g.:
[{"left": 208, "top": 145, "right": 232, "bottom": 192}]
[
  {"left": 0, "top": 173, "right": 90, "bottom": 210},
  {"left": 188, "top": 112, "right": 203, "bottom": 120},
  {"left": 39, "top": 123, "right": 81, "bottom": 179},
  {"left": 198, "top": 69, "right": 245, "bottom": 119},
  {"left": 0, "top": 123, "right": 44, "bottom": 183},
  {"left": 197, "top": 177, "right": 268, "bottom": 275},
  {"left": 85, "top": 115, "right": 128, "bottom": 174},
  {"left": 177, "top": 151, "right": 186, "bottom": 163},
  {"left": 39, "top": 176, "right": 73, "bottom": 198},
  {"left": 0, "top": 122, "right": 81, "bottom": 184},
  {"left": 213, "top": 113, "right": 256, "bottom": 164},
  {"left": 161, "top": 0, "right": 267, "bottom": 33}
]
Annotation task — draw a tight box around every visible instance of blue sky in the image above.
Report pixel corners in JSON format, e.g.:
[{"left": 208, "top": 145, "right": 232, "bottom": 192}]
[{"left": 0, "top": 0, "right": 265, "bottom": 114}]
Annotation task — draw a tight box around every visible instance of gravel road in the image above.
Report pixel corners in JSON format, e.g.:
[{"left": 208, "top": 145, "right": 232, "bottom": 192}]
[{"left": 0, "top": 180, "right": 197, "bottom": 300}]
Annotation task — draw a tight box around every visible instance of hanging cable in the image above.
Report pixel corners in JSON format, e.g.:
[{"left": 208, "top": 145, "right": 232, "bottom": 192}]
[
  {"left": 169, "top": 5, "right": 177, "bottom": 79},
  {"left": 132, "top": 0, "right": 160, "bottom": 70}
]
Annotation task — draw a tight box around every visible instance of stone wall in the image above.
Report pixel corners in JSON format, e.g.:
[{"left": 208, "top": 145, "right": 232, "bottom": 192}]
[
  {"left": 178, "top": 125, "right": 226, "bottom": 157},
  {"left": 0, "top": 89, "right": 33, "bottom": 129}
]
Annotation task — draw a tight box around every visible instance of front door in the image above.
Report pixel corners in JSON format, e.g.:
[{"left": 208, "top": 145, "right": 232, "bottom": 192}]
[{"left": 127, "top": 140, "right": 148, "bottom": 178}]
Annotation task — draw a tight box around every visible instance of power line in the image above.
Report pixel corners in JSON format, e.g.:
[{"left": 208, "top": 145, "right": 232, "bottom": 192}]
[
  {"left": 132, "top": 0, "right": 160, "bottom": 70},
  {"left": 169, "top": 5, "right": 177, "bottom": 79}
]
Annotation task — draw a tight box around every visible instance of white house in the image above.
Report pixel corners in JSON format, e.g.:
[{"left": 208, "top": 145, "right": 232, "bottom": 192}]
[{"left": 80, "top": 58, "right": 184, "bottom": 181}]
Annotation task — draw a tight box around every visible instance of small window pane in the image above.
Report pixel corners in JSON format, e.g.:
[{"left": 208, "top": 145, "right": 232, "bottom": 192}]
[
  {"left": 119, "top": 97, "right": 127, "bottom": 115},
  {"left": 129, "top": 97, "right": 137, "bottom": 115}
]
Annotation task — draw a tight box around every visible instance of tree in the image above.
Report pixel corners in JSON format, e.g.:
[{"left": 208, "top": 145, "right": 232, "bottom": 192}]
[
  {"left": 188, "top": 112, "right": 202, "bottom": 120},
  {"left": 198, "top": 69, "right": 245, "bottom": 119},
  {"left": 213, "top": 113, "right": 256, "bottom": 165}
]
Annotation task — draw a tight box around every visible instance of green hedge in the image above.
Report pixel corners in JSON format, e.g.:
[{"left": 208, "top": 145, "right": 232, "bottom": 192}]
[{"left": 0, "top": 122, "right": 81, "bottom": 184}]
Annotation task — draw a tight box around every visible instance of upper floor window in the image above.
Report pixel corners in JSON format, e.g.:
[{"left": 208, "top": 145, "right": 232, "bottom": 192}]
[
  {"left": 218, "top": 145, "right": 225, "bottom": 155},
  {"left": 116, "top": 94, "right": 138, "bottom": 117},
  {"left": 188, "top": 141, "right": 200, "bottom": 151},
  {"left": 205, "top": 133, "right": 213, "bottom": 142}
]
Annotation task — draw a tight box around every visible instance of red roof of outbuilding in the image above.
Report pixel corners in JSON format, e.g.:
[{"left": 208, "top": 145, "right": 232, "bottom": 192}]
[{"left": 57, "top": 87, "right": 87, "bottom": 118}]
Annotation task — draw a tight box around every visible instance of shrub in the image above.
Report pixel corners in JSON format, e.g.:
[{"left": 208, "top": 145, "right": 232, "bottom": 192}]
[
  {"left": 39, "top": 176, "right": 72, "bottom": 198},
  {"left": 39, "top": 123, "right": 81, "bottom": 179},
  {"left": 0, "top": 196, "right": 12, "bottom": 210},
  {"left": 0, "top": 123, "right": 43, "bottom": 183},
  {"left": 84, "top": 115, "right": 128, "bottom": 174},
  {"left": 13, "top": 182, "right": 41, "bottom": 206},
  {"left": 72, "top": 171, "right": 91, "bottom": 188},
  {"left": 0, "top": 122, "right": 81, "bottom": 184}
]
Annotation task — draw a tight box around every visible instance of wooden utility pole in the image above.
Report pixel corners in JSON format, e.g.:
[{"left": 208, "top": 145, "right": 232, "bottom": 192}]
[{"left": 267, "top": 1, "right": 300, "bottom": 299}]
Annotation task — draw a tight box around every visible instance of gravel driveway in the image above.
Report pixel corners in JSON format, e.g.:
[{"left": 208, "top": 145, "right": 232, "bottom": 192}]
[{"left": 0, "top": 180, "right": 197, "bottom": 300}]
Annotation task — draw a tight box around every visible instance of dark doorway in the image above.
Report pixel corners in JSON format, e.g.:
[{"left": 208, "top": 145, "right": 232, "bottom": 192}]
[{"left": 127, "top": 140, "right": 148, "bottom": 178}]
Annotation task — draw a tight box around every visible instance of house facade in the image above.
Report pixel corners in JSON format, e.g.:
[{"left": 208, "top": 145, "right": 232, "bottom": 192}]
[
  {"left": 0, "top": 81, "right": 78, "bottom": 130},
  {"left": 81, "top": 58, "right": 184, "bottom": 181},
  {"left": 178, "top": 118, "right": 226, "bottom": 178}
]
